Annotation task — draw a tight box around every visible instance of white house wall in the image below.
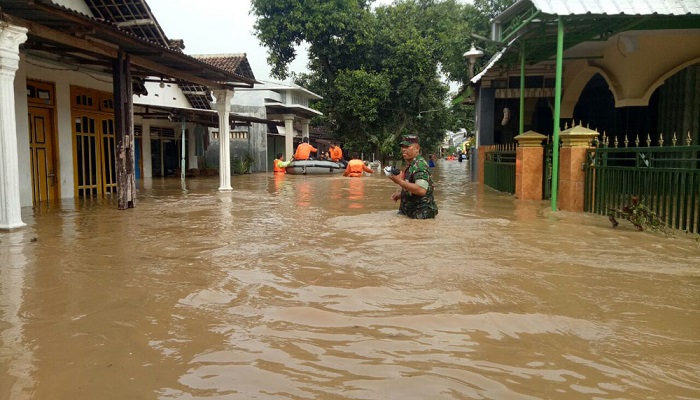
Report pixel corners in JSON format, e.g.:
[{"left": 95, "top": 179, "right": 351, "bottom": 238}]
[
  {"left": 135, "top": 82, "right": 193, "bottom": 109},
  {"left": 17, "top": 57, "right": 113, "bottom": 205}
]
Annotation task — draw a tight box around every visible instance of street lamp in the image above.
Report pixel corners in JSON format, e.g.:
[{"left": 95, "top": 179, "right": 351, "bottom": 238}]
[{"left": 463, "top": 43, "right": 484, "bottom": 79}]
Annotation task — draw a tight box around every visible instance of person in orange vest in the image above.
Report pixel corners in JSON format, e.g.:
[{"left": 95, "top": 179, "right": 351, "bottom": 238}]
[
  {"left": 272, "top": 153, "right": 292, "bottom": 174},
  {"left": 343, "top": 152, "right": 374, "bottom": 177},
  {"left": 293, "top": 137, "right": 317, "bottom": 160},
  {"left": 329, "top": 142, "right": 347, "bottom": 167},
  {"left": 273, "top": 153, "right": 291, "bottom": 174}
]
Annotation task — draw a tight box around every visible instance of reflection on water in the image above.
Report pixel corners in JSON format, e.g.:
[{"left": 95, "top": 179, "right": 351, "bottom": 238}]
[{"left": 1, "top": 160, "right": 699, "bottom": 400}]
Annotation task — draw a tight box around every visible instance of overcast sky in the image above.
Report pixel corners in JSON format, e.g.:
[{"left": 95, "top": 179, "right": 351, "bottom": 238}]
[{"left": 147, "top": 0, "right": 393, "bottom": 83}]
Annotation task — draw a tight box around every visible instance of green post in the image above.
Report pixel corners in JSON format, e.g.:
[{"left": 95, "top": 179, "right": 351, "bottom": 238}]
[
  {"left": 551, "top": 17, "right": 564, "bottom": 211},
  {"left": 181, "top": 115, "right": 187, "bottom": 191},
  {"left": 519, "top": 43, "right": 525, "bottom": 135}
]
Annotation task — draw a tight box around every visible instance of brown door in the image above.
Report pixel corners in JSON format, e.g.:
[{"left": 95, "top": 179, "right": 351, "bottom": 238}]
[{"left": 28, "top": 106, "right": 58, "bottom": 206}]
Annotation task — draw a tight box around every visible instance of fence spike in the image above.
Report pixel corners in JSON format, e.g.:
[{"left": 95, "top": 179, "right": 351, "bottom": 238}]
[
  {"left": 687, "top": 131, "right": 693, "bottom": 146},
  {"left": 614, "top": 136, "right": 619, "bottom": 148},
  {"left": 624, "top": 135, "right": 629, "bottom": 148},
  {"left": 635, "top": 134, "right": 640, "bottom": 147},
  {"left": 659, "top": 132, "right": 664, "bottom": 147},
  {"left": 672, "top": 132, "right": 677, "bottom": 146},
  {"left": 646, "top": 133, "right": 651, "bottom": 147},
  {"left": 604, "top": 131, "right": 609, "bottom": 147}
]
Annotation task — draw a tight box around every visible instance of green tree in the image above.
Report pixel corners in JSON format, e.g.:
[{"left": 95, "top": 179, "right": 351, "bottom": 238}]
[{"left": 251, "top": 0, "right": 500, "bottom": 159}]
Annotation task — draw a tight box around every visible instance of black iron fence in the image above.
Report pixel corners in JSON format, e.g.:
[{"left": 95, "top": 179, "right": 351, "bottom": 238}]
[{"left": 584, "top": 132, "right": 699, "bottom": 234}]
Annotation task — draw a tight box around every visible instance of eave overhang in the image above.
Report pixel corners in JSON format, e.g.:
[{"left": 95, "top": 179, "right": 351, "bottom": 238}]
[{"left": 0, "top": 0, "right": 255, "bottom": 89}]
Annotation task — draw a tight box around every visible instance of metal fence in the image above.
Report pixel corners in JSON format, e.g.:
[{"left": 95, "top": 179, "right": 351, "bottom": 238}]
[
  {"left": 584, "top": 132, "right": 699, "bottom": 234},
  {"left": 484, "top": 144, "right": 516, "bottom": 194}
]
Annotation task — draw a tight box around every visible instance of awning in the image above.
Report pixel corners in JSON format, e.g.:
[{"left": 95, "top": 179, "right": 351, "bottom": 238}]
[
  {"left": 471, "top": 37, "right": 519, "bottom": 84},
  {"left": 0, "top": 0, "right": 255, "bottom": 88}
]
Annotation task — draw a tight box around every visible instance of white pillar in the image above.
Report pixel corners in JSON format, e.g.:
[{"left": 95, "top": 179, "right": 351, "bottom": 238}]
[
  {"left": 284, "top": 114, "right": 295, "bottom": 159},
  {"left": 214, "top": 89, "right": 234, "bottom": 191},
  {"left": 301, "top": 118, "right": 310, "bottom": 140},
  {"left": 0, "top": 23, "right": 28, "bottom": 230}
]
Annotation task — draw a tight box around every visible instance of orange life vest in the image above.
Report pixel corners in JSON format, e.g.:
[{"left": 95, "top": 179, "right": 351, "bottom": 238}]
[
  {"left": 329, "top": 146, "right": 343, "bottom": 162},
  {"left": 344, "top": 159, "right": 371, "bottom": 177},
  {"left": 293, "top": 143, "right": 317, "bottom": 160},
  {"left": 273, "top": 159, "right": 286, "bottom": 174}
]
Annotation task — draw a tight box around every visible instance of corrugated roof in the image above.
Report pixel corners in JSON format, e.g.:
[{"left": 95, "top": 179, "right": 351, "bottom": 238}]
[{"left": 529, "top": 0, "right": 700, "bottom": 16}]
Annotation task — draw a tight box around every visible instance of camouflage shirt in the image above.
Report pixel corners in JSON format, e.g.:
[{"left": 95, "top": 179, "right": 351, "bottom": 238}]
[{"left": 399, "top": 154, "right": 438, "bottom": 219}]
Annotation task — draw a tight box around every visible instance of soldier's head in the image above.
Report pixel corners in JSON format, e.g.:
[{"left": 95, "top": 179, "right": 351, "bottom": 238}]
[{"left": 399, "top": 135, "right": 420, "bottom": 161}]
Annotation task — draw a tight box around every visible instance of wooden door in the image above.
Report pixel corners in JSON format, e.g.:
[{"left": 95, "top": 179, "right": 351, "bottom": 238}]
[
  {"left": 28, "top": 107, "right": 58, "bottom": 205},
  {"left": 71, "top": 86, "right": 116, "bottom": 199},
  {"left": 74, "top": 113, "right": 99, "bottom": 198}
]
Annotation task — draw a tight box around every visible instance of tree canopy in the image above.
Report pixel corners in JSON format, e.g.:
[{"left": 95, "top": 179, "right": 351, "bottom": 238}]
[{"left": 251, "top": 0, "right": 513, "bottom": 158}]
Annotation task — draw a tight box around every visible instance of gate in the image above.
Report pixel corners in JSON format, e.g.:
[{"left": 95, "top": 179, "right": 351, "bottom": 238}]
[
  {"left": 484, "top": 144, "right": 516, "bottom": 194},
  {"left": 584, "top": 134, "right": 700, "bottom": 234}
]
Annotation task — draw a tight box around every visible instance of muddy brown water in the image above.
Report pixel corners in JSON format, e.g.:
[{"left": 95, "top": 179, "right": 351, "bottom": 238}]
[{"left": 1, "top": 160, "right": 699, "bottom": 400}]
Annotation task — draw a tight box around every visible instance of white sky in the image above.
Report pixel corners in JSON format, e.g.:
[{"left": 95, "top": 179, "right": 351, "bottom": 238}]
[{"left": 147, "top": 0, "right": 394, "bottom": 83}]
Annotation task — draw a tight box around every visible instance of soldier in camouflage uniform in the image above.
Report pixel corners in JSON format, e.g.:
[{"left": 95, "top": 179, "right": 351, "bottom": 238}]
[{"left": 388, "top": 135, "right": 438, "bottom": 219}]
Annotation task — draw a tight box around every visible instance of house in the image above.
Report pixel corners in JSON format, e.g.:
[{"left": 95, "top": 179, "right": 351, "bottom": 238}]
[
  {"left": 228, "top": 79, "right": 323, "bottom": 171},
  {"left": 0, "top": 0, "right": 256, "bottom": 230},
  {"left": 466, "top": 0, "right": 700, "bottom": 231}
]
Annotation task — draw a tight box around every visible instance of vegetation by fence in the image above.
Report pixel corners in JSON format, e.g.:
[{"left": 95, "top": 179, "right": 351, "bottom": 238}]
[
  {"left": 484, "top": 144, "right": 516, "bottom": 194},
  {"left": 584, "top": 132, "right": 699, "bottom": 234}
]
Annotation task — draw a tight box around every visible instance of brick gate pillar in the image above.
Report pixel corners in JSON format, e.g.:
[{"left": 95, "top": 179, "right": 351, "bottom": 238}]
[
  {"left": 514, "top": 131, "right": 547, "bottom": 201},
  {"left": 558, "top": 124, "right": 598, "bottom": 212},
  {"left": 477, "top": 146, "right": 486, "bottom": 184}
]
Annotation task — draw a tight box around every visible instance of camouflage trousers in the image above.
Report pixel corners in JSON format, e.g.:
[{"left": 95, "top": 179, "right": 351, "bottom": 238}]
[{"left": 398, "top": 208, "right": 438, "bottom": 219}]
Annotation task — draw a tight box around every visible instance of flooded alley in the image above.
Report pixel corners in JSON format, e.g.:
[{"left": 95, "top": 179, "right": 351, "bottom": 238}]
[{"left": 1, "top": 161, "right": 699, "bottom": 400}]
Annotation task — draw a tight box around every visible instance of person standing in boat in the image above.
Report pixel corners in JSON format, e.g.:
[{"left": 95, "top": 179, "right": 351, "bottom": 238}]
[
  {"left": 344, "top": 152, "right": 374, "bottom": 177},
  {"left": 273, "top": 153, "right": 292, "bottom": 174},
  {"left": 293, "top": 137, "right": 318, "bottom": 160},
  {"left": 329, "top": 142, "right": 347, "bottom": 167},
  {"left": 388, "top": 135, "right": 438, "bottom": 219}
]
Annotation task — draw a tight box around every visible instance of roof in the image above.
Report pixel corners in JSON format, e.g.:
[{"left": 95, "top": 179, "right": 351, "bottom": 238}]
[
  {"left": 239, "top": 79, "right": 323, "bottom": 100},
  {"left": 0, "top": 0, "right": 255, "bottom": 88},
  {"left": 193, "top": 54, "right": 257, "bottom": 82},
  {"left": 180, "top": 55, "right": 257, "bottom": 110},
  {"left": 489, "top": 0, "right": 700, "bottom": 65},
  {"left": 83, "top": 0, "right": 171, "bottom": 48},
  {"left": 525, "top": 0, "right": 700, "bottom": 16}
]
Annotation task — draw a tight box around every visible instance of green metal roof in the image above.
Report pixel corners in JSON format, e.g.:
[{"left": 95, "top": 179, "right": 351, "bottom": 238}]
[{"left": 490, "top": 0, "right": 700, "bottom": 66}]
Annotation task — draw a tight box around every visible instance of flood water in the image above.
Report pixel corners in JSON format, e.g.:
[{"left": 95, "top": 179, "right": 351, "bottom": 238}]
[{"left": 1, "top": 160, "right": 699, "bottom": 400}]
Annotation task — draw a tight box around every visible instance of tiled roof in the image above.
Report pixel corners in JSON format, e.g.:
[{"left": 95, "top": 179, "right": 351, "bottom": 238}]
[
  {"left": 193, "top": 54, "right": 257, "bottom": 81},
  {"left": 529, "top": 0, "right": 700, "bottom": 15}
]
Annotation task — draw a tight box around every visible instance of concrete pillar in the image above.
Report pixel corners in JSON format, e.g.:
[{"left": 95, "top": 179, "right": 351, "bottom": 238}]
[
  {"left": 300, "top": 118, "right": 310, "bottom": 140},
  {"left": 558, "top": 124, "right": 598, "bottom": 211},
  {"left": 214, "top": 89, "right": 234, "bottom": 191},
  {"left": 0, "top": 23, "right": 28, "bottom": 230},
  {"left": 284, "top": 114, "right": 295, "bottom": 159},
  {"left": 514, "top": 130, "right": 547, "bottom": 201},
  {"left": 188, "top": 124, "right": 197, "bottom": 170},
  {"left": 141, "top": 119, "right": 152, "bottom": 178}
]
